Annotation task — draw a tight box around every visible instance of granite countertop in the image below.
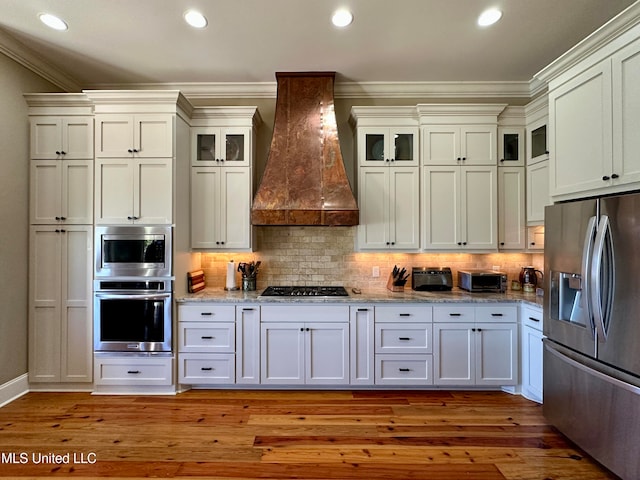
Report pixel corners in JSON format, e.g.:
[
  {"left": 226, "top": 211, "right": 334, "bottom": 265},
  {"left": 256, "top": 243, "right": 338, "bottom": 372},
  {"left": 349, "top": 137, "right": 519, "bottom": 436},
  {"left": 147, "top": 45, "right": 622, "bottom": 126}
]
[{"left": 177, "top": 287, "right": 544, "bottom": 308}]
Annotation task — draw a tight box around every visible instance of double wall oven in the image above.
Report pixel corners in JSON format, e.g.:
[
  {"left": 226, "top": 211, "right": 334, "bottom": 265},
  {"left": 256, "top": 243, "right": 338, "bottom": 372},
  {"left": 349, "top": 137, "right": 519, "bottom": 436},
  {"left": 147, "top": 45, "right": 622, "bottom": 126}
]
[{"left": 94, "top": 226, "right": 173, "bottom": 353}]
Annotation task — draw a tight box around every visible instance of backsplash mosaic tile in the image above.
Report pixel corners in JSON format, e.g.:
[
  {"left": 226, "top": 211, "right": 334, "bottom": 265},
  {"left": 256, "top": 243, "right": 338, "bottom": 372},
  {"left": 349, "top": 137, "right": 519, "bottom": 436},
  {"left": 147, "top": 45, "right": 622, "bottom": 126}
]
[{"left": 199, "top": 226, "right": 544, "bottom": 290}]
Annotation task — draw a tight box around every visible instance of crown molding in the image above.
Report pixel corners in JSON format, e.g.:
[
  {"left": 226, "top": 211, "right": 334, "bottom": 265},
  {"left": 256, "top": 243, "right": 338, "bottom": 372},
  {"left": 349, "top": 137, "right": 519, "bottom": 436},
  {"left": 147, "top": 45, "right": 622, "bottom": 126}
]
[
  {"left": 0, "top": 28, "right": 81, "bottom": 92},
  {"left": 86, "top": 80, "right": 534, "bottom": 101}
]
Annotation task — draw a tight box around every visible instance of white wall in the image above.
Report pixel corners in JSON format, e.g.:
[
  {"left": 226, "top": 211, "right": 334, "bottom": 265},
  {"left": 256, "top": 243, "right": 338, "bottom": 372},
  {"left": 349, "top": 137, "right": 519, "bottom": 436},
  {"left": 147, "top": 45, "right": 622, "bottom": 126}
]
[{"left": 0, "top": 52, "right": 61, "bottom": 385}]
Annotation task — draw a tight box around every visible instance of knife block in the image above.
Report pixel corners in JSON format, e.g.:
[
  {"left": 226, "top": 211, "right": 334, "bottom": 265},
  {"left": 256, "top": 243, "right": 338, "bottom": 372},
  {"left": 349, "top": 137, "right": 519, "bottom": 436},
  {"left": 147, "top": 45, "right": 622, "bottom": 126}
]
[{"left": 386, "top": 272, "right": 405, "bottom": 292}]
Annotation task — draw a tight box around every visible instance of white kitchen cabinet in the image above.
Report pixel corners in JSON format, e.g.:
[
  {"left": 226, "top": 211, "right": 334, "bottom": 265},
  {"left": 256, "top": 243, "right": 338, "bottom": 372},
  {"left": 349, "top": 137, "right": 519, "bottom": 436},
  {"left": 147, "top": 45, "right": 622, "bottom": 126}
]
[
  {"left": 177, "top": 304, "right": 238, "bottom": 385},
  {"left": 95, "top": 157, "right": 172, "bottom": 224},
  {"left": 191, "top": 167, "right": 252, "bottom": 250},
  {"left": 191, "top": 126, "right": 254, "bottom": 167},
  {"left": 30, "top": 159, "right": 93, "bottom": 224},
  {"left": 261, "top": 305, "right": 350, "bottom": 385},
  {"left": 357, "top": 166, "right": 419, "bottom": 251},
  {"left": 521, "top": 304, "right": 544, "bottom": 403},
  {"left": 547, "top": 32, "right": 640, "bottom": 200},
  {"left": 498, "top": 166, "right": 526, "bottom": 250},
  {"left": 30, "top": 115, "right": 94, "bottom": 160},
  {"left": 423, "top": 165, "right": 497, "bottom": 250},
  {"left": 422, "top": 125, "right": 497, "bottom": 166},
  {"left": 350, "top": 306, "right": 375, "bottom": 385},
  {"left": 498, "top": 126, "right": 525, "bottom": 167},
  {"left": 356, "top": 127, "right": 418, "bottom": 167},
  {"left": 527, "top": 225, "right": 545, "bottom": 251},
  {"left": 29, "top": 225, "right": 93, "bottom": 384},
  {"left": 94, "top": 355, "right": 173, "bottom": 386},
  {"left": 526, "top": 160, "right": 550, "bottom": 225},
  {"left": 95, "top": 114, "right": 173, "bottom": 158},
  {"left": 236, "top": 305, "right": 261, "bottom": 384},
  {"left": 433, "top": 305, "right": 518, "bottom": 386},
  {"left": 189, "top": 107, "right": 260, "bottom": 251}
]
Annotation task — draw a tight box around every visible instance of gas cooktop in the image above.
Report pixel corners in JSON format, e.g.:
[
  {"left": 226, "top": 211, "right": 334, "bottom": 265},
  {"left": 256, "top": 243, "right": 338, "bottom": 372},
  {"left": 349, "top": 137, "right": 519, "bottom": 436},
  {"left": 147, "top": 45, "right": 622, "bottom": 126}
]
[{"left": 261, "top": 286, "right": 349, "bottom": 297}]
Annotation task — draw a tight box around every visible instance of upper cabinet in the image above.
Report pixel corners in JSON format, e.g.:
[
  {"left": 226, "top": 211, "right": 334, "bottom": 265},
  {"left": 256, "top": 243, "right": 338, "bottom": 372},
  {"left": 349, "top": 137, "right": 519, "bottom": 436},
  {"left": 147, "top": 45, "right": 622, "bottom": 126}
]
[
  {"left": 356, "top": 127, "right": 418, "bottom": 167},
  {"left": 30, "top": 116, "right": 94, "bottom": 160},
  {"left": 538, "top": 13, "right": 640, "bottom": 201},
  {"left": 95, "top": 114, "right": 173, "bottom": 158},
  {"left": 86, "top": 90, "right": 191, "bottom": 225},
  {"left": 422, "top": 125, "right": 497, "bottom": 166},
  {"left": 191, "top": 126, "right": 252, "bottom": 167},
  {"left": 189, "top": 107, "right": 261, "bottom": 251}
]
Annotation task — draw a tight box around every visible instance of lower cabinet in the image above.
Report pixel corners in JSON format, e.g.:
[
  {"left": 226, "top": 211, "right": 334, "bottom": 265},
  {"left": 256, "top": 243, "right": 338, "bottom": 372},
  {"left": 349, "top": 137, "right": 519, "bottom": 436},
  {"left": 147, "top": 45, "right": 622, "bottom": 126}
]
[
  {"left": 261, "top": 305, "right": 350, "bottom": 385},
  {"left": 350, "top": 306, "right": 375, "bottom": 385},
  {"left": 177, "top": 304, "right": 260, "bottom": 386},
  {"left": 521, "top": 304, "right": 544, "bottom": 403},
  {"left": 433, "top": 305, "right": 518, "bottom": 386},
  {"left": 29, "top": 225, "right": 93, "bottom": 384},
  {"left": 374, "top": 304, "right": 434, "bottom": 385},
  {"left": 94, "top": 355, "right": 173, "bottom": 386}
]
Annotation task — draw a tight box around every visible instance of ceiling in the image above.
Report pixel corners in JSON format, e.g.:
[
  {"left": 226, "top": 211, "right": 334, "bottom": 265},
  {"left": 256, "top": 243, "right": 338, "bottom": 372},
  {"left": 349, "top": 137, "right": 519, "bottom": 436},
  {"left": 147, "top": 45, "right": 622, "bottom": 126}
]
[{"left": 0, "top": 0, "right": 636, "bottom": 93}]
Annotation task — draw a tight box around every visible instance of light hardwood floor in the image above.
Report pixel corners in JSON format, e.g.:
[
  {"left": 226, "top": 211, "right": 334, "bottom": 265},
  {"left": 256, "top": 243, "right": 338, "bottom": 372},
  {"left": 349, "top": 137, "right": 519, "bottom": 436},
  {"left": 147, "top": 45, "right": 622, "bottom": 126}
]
[{"left": 0, "top": 390, "right": 618, "bottom": 479}]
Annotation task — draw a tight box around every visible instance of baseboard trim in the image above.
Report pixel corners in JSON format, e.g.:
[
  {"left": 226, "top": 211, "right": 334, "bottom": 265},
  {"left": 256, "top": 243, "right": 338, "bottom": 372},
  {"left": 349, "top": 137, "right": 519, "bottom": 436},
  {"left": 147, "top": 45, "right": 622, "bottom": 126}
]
[{"left": 0, "top": 374, "right": 29, "bottom": 407}]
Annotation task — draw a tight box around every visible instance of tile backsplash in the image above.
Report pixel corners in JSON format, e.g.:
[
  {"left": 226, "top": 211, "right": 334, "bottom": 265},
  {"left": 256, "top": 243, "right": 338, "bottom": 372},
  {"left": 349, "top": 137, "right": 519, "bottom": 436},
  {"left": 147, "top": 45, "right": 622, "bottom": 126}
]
[{"left": 199, "top": 226, "right": 544, "bottom": 290}]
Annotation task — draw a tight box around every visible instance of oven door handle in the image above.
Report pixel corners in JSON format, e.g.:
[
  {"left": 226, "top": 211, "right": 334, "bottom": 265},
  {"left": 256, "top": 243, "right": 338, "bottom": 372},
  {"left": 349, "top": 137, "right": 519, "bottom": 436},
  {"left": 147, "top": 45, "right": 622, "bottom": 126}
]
[{"left": 95, "top": 293, "right": 171, "bottom": 300}]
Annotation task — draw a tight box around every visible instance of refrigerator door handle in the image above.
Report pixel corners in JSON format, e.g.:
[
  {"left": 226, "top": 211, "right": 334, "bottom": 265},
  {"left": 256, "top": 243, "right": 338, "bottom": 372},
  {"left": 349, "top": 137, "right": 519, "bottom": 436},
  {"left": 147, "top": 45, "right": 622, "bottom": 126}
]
[
  {"left": 581, "top": 215, "right": 598, "bottom": 335},
  {"left": 591, "top": 215, "right": 612, "bottom": 342}
]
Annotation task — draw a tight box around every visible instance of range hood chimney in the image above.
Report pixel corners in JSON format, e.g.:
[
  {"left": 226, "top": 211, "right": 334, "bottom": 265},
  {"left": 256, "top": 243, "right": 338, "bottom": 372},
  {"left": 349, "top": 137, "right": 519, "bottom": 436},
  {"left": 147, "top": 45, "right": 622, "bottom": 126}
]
[{"left": 251, "top": 72, "right": 359, "bottom": 226}]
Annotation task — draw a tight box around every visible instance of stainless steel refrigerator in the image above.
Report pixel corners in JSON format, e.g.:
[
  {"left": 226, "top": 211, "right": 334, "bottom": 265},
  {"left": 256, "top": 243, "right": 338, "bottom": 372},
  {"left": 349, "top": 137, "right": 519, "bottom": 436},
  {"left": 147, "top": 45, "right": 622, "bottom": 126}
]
[{"left": 544, "top": 192, "right": 640, "bottom": 479}]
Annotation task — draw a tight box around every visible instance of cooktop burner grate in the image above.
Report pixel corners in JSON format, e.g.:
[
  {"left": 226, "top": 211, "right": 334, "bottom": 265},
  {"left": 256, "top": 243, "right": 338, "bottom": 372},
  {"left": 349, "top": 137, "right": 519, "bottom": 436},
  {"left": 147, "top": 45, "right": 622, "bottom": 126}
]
[{"left": 261, "top": 286, "right": 349, "bottom": 297}]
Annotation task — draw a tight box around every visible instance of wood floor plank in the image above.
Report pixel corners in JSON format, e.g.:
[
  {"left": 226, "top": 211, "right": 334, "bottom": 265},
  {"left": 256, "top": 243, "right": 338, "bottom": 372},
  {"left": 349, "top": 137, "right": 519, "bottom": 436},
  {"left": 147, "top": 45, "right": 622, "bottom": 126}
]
[{"left": 0, "top": 390, "right": 618, "bottom": 479}]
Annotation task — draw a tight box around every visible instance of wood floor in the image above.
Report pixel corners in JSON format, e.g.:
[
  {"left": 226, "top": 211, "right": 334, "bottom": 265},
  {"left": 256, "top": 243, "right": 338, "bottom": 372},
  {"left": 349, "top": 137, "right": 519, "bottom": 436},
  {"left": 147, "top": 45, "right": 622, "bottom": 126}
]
[{"left": 0, "top": 390, "right": 618, "bottom": 479}]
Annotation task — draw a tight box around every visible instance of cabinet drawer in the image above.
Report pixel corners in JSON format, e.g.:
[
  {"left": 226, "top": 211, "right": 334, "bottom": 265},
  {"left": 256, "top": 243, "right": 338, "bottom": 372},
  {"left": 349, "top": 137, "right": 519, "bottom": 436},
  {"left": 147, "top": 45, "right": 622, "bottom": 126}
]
[
  {"left": 179, "top": 304, "right": 235, "bottom": 322},
  {"left": 94, "top": 356, "right": 172, "bottom": 386},
  {"left": 475, "top": 305, "right": 518, "bottom": 323},
  {"left": 375, "top": 323, "right": 432, "bottom": 354},
  {"left": 375, "top": 305, "right": 432, "bottom": 323},
  {"left": 433, "top": 305, "right": 475, "bottom": 323},
  {"left": 178, "top": 322, "right": 235, "bottom": 353},
  {"left": 522, "top": 305, "right": 543, "bottom": 331},
  {"left": 375, "top": 354, "right": 433, "bottom": 385},
  {"left": 178, "top": 354, "right": 235, "bottom": 384},
  {"left": 261, "top": 305, "right": 349, "bottom": 323}
]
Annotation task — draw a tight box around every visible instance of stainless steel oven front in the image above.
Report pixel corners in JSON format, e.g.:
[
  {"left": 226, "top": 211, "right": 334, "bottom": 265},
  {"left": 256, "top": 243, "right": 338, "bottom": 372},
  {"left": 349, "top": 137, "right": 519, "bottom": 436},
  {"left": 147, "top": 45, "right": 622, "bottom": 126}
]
[
  {"left": 94, "top": 279, "right": 172, "bottom": 352},
  {"left": 95, "top": 225, "right": 172, "bottom": 278}
]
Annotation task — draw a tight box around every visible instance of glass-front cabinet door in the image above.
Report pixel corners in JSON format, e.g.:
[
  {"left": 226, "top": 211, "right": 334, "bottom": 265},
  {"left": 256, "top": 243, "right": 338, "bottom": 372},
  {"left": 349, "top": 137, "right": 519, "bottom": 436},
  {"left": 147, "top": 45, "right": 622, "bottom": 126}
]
[
  {"left": 192, "top": 127, "right": 251, "bottom": 166},
  {"left": 498, "top": 127, "right": 525, "bottom": 167},
  {"left": 358, "top": 127, "right": 418, "bottom": 166}
]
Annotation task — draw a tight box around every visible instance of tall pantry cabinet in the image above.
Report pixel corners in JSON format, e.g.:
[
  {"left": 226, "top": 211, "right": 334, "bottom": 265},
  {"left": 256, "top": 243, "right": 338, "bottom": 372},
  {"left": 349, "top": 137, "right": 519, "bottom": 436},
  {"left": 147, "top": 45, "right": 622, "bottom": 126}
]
[{"left": 26, "top": 94, "right": 94, "bottom": 386}]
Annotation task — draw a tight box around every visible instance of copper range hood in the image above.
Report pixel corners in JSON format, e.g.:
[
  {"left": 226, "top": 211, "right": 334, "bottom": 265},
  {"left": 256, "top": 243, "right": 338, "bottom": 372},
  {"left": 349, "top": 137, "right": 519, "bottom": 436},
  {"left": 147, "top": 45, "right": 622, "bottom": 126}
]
[{"left": 251, "top": 72, "right": 359, "bottom": 226}]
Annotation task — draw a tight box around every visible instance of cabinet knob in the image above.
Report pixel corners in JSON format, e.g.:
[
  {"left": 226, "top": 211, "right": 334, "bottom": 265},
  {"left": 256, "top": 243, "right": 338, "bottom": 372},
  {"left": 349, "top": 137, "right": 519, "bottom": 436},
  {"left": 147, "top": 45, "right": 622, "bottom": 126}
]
[
  {"left": 55, "top": 216, "right": 61, "bottom": 220},
  {"left": 59, "top": 229, "right": 66, "bottom": 233},
  {"left": 530, "top": 242, "right": 536, "bottom": 246},
  {"left": 457, "top": 242, "right": 462, "bottom": 246},
  {"left": 612, "top": 173, "right": 619, "bottom": 179},
  {"left": 603, "top": 175, "right": 611, "bottom": 181},
  {"left": 55, "top": 151, "right": 61, "bottom": 155},
  {"left": 60, "top": 151, "right": 66, "bottom": 155},
  {"left": 60, "top": 216, "right": 66, "bottom": 220},
  {"left": 500, "top": 242, "right": 505, "bottom": 246},
  {"left": 462, "top": 242, "right": 467, "bottom": 246},
  {"left": 306, "top": 327, "right": 310, "bottom": 332},
  {"left": 133, "top": 149, "right": 139, "bottom": 153},
  {"left": 472, "top": 328, "right": 476, "bottom": 332},
  {"left": 457, "top": 157, "right": 461, "bottom": 161},
  {"left": 462, "top": 157, "right": 466, "bottom": 161},
  {"left": 500, "top": 158, "right": 504, "bottom": 163},
  {"left": 128, "top": 149, "right": 133, "bottom": 153}
]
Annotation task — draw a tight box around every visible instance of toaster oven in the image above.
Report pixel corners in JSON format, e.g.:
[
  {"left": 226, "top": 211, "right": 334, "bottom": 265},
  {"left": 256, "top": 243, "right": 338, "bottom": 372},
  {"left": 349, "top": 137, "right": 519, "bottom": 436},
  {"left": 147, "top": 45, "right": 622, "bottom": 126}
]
[{"left": 458, "top": 270, "right": 507, "bottom": 293}]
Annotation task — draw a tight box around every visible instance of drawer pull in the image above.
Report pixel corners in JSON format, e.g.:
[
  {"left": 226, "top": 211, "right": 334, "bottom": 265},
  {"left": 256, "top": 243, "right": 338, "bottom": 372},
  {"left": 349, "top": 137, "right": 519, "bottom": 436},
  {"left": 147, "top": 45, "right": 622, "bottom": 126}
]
[
  {"left": 398, "top": 337, "right": 411, "bottom": 341},
  {"left": 357, "top": 308, "right": 368, "bottom": 312},
  {"left": 127, "top": 370, "right": 141, "bottom": 375},
  {"left": 201, "top": 367, "right": 213, "bottom": 371},
  {"left": 529, "top": 316, "right": 541, "bottom": 322},
  {"left": 242, "top": 308, "right": 254, "bottom": 311},
  {"left": 201, "top": 336, "right": 214, "bottom": 339},
  {"left": 201, "top": 312, "right": 213, "bottom": 316},
  {"left": 399, "top": 313, "right": 411, "bottom": 317},
  {"left": 399, "top": 368, "right": 411, "bottom": 372},
  {"left": 449, "top": 313, "right": 461, "bottom": 317},
  {"left": 491, "top": 313, "right": 503, "bottom": 317}
]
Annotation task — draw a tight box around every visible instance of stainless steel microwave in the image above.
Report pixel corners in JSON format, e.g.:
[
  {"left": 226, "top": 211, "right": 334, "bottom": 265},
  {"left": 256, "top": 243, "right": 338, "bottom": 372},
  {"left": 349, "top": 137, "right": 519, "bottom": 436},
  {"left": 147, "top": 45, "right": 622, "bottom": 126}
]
[
  {"left": 458, "top": 269, "right": 507, "bottom": 293},
  {"left": 95, "top": 225, "right": 172, "bottom": 278}
]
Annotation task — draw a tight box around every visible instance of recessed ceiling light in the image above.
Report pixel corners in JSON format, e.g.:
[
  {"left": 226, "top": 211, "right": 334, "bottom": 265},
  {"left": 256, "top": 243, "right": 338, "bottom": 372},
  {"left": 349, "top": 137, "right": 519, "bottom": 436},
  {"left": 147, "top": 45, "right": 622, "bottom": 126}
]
[
  {"left": 477, "top": 8, "right": 503, "bottom": 27},
  {"left": 332, "top": 9, "right": 353, "bottom": 28},
  {"left": 184, "top": 10, "right": 208, "bottom": 29},
  {"left": 39, "top": 13, "right": 68, "bottom": 31}
]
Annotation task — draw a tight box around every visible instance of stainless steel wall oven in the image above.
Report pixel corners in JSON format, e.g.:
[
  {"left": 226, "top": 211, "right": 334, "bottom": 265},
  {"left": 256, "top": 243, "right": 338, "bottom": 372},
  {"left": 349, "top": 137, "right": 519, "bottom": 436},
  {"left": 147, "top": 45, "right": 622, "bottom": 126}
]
[{"left": 94, "top": 279, "right": 172, "bottom": 353}]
